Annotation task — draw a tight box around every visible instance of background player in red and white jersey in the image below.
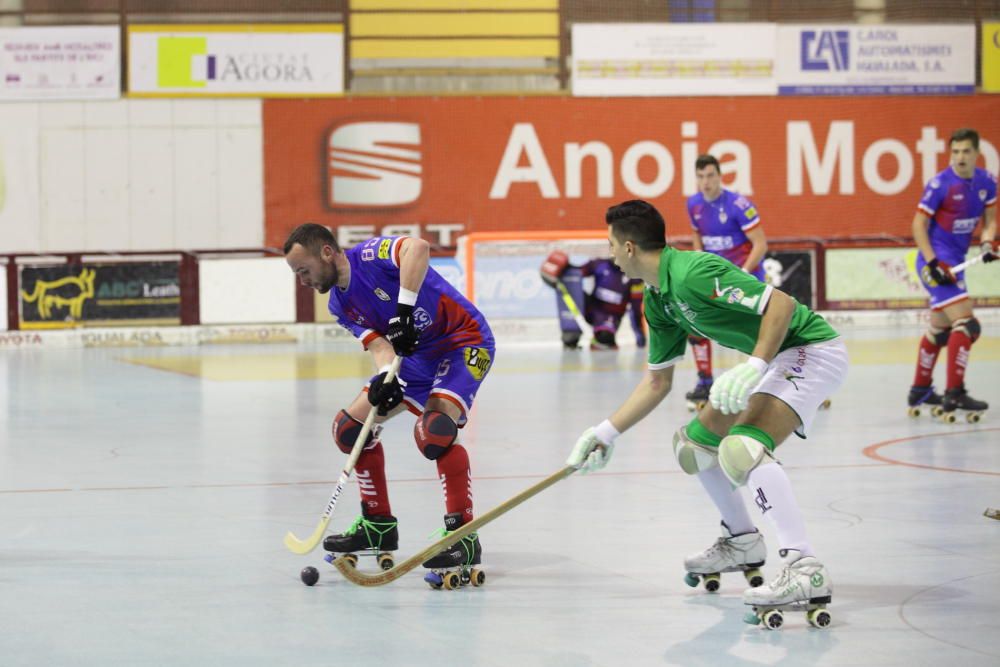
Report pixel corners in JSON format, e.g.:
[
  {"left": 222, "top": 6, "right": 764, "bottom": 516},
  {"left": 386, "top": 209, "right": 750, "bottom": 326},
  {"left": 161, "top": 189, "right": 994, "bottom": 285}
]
[
  {"left": 908, "top": 128, "right": 997, "bottom": 416},
  {"left": 284, "top": 223, "right": 495, "bottom": 575},
  {"left": 684, "top": 154, "right": 769, "bottom": 409}
]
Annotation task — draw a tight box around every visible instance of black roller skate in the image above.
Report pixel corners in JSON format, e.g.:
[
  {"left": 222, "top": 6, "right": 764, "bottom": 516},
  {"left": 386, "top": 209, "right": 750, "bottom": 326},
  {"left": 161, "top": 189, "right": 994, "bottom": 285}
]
[
  {"left": 685, "top": 377, "right": 712, "bottom": 412},
  {"left": 422, "top": 512, "right": 485, "bottom": 590},
  {"left": 940, "top": 386, "right": 988, "bottom": 424},
  {"left": 906, "top": 384, "right": 944, "bottom": 418},
  {"left": 322, "top": 506, "right": 398, "bottom": 571}
]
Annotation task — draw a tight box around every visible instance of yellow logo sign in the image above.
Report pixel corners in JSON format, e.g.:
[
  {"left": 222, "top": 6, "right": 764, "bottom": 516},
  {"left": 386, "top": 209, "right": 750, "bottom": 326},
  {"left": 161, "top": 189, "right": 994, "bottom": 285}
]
[
  {"left": 158, "top": 37, "right": 207, "bottom": 88},
  {"left": 377, "top": 239, "right": 392, "bottom": 260},
  {"left": 463, "top": 347, "right": 492, "bottom": 381},
  {"left": 21, "top": 268, "right": 96, "bottom": 320},
  {"left": 984, "top": 22, "right": 1000, "bottom": 92}
]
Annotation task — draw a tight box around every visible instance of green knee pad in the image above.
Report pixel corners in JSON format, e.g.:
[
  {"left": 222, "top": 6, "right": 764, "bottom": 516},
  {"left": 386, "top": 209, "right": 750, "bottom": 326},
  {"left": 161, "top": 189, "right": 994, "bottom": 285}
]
[
  {"left": 673, "top": 417, "right": 722, "bottom": 475},
  {"left": 718, "top": 425, "right": 776, "bottom": 487}
]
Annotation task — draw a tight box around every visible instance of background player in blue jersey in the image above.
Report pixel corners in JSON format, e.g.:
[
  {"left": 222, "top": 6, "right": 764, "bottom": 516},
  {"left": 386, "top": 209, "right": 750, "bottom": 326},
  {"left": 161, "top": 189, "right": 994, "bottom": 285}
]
[
  {"left": 284, "top": 223, "right": 496, "bottom": 578},
  {"left": 909, "top": 128, "right": 997, "bottom": 417},
  {"left": 540, "top": 250, "right": 645, "bottom": 350},
  {"left": 684, "top": 154, "right": 769, "bottom": 409}
]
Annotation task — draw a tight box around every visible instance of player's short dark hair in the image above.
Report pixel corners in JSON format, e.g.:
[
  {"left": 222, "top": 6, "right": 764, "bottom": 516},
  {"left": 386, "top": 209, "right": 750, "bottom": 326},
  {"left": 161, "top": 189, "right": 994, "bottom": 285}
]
[
  {"left": 950, "top": 128, "right": 980, "bottom": 150},
  {"left": 283, "top": 223, "right": 340, "bottom": 255},
  {"left": 695, "top": 154, "right": 721, "bottom": 173},
  {"left": 605, "top": 200, "right": 667, "bottom": 251}
]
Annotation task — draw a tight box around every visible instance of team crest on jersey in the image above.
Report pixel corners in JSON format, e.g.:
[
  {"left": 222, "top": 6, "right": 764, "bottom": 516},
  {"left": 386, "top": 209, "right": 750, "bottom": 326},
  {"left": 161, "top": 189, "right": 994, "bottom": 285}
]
[
  {"left": 711, "top": 278, "right": 760, "bottom": 310},
  {"left": 980, "top": 189, "right": 988, "bottom": 201},
  {"left": 413, "top": 307, "right": 433, "bottom": 330},
  {"left": 374, "top": 288, "right": 391, "bottom": 301},
  {"left": 719, "top": 211, "right": 728, "bottom": 223},
  {"left": 377, "top": 239, "right": 392, "bottom": 260},
  {"left": 463, "top": 347, "right": 492, "bottom": 381},
  {"left": 931, "top": 178, "right": 940, "bottom": 188}
]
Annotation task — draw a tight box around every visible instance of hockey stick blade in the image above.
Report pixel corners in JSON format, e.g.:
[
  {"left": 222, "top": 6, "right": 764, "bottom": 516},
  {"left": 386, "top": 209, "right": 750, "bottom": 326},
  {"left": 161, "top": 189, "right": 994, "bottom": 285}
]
[
  {"left": 332, "top": 466, "right": 577, "bottom": 587},
  {"left": 283, "top": 356, "right": 402, "bottom": 555}
]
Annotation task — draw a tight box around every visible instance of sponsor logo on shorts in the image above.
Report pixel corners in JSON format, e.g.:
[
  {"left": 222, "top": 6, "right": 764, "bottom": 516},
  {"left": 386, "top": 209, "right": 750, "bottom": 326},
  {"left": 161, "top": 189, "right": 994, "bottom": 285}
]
[
  {"left": 374, "top": 287, "right": 390, "bottom": 301},
  {"left": 463, "top": 347, "right": 492, "bottom": 381}
]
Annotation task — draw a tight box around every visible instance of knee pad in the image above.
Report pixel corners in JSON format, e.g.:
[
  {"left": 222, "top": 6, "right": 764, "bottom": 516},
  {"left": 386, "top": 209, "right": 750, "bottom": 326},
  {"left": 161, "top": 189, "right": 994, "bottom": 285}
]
[
  {"left": 952, "top": 317, "right": 981, "bottom": 343},
  {"left": 332, "top": 409, "right": 375, "bottom": 454},
  {"left": 718, "top": 435, "right": 775, "bottom": 487},
  {"left": 926, "top": 326, "right": 951, "bottom": 347},
  {"left": 672, "top": 426, "right": 719, "bottom": 475},
  {"left": 414, "top": 410, "right": 457, "bottom": 460}
]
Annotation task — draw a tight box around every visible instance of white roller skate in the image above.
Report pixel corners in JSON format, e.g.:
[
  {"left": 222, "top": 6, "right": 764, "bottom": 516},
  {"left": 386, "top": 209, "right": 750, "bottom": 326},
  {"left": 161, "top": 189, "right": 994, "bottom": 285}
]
[
  {"left": 683, "top": 522, "right": 766, "bottom": 593},
  {"left": 743, "top": 549, "right": 832, "bottom": 630}
]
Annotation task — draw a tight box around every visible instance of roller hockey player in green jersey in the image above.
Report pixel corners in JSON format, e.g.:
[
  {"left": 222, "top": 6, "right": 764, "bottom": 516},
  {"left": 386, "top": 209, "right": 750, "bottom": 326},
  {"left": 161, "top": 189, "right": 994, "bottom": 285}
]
[{"left": 567, "top": 200, "right": 848, "bottom": 629}]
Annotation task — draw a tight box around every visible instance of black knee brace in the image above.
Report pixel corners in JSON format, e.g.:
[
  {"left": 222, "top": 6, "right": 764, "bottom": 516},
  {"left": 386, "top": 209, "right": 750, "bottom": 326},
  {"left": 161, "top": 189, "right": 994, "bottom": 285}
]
[
  {"left": 414, "top": 410, "right": 457, "bottom": 460},
  {"left": 953, "top": 317, "right": 981, "bottom": 343},
  {"left": 927, "top": 326, "right": 951, "bottom": 347},
  {"left": 332, "top": 409, "right": 374, "bottom": 454}
]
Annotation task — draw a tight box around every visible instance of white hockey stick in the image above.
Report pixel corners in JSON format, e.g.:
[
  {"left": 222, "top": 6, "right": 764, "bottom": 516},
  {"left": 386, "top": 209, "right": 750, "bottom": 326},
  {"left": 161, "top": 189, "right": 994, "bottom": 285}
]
[
  {"left": 951, "top": 251, "right": 989, "bottom": 273},
  {"left": 283, "top": 356, "right": 402, "bottom": 555}
]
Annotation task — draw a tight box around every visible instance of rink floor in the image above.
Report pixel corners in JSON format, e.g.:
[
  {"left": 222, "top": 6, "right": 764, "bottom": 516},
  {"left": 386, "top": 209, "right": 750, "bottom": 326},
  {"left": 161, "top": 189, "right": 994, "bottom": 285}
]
[{"left": 1, "top": 325, "right": 998, "bottom": 667}]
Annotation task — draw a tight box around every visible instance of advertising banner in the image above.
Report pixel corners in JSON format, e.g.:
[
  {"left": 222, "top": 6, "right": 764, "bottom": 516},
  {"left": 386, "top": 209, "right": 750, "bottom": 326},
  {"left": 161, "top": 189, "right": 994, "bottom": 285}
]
[
  {"left": 984, "top": 22, "right": 1000, "bottom": 93},
  {"left": 776, "top": 24, "right": 975, "bottom": 95},
  {"left": 763, "top": 250, "right": 815, "bottom": 309},
  {"left": 128, "top": 24, "right": 343, "bottom": 97},
  {"left": 825, "top": 248, "right": 1000, "bottom": 309},
  {"left": 19, "top": 263, "right": 181, "bottom": 329},
  {"left": 263, "top": 96, "right": 1000, "bottom": 248},
  {"left": 572, "top": 23, "right": 777, "bottom": 97},
  {"left": 0, "top": 26, "right": 120, "bottom": 100}
]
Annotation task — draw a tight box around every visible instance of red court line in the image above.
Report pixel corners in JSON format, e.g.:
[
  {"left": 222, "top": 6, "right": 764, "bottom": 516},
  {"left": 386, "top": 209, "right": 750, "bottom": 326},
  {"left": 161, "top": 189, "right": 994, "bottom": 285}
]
[{"left": 862, "top": 427, "right": 1000, "bottom": 476}]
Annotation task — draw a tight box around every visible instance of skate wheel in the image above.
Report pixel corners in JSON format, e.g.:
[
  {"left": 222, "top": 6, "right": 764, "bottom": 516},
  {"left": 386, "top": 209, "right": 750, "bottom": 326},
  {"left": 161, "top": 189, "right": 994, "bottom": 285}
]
[
  {"left": 744, "top": 568, "right": 764, "bottom": 588},
  {"left": 343, "top": 553, "right": 358, "bottom": 569},
  {"left": 807, "top": 608, "right": 832, "bottom": 628},
  {"left": 931, "top": 406, "right": 945, "bottom": 417},
  {"left": 377, "top": 553, "right": 394, "bottom": 571},
  {"left": 966, "top": 412, "right": 982, "bottom": 424},
  {"left": 442, "top": 572, "right": 461, "bottom": 590},
  {"left": 683, "top": 572, "right": 700, "bottom": 588},
  {"left": 761, "top": 609, "right": 784, "bottom": 630},
  {"left": 907, "top": 407, "right": 921, "bottom": 418},
  {"left": 424, "top": 572, "right": 443, "bottom": 589},
  {"left": 469, "top": 568, "right": 486, "bottom": 587},
  {"left": 743, "top": 611, "right": 762, "bottom": 625},
  {"left": 942, "top": 412, "right": 958, "bottom": 424},
  {"left": 703, "top": 574, "right": 721, "bottom": 593}
]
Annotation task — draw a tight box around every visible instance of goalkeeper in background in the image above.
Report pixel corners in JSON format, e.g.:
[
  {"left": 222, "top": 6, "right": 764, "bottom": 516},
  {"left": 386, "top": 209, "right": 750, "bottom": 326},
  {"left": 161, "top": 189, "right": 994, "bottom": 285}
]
[{"left": 541, "top": 250, "right": 645, "bottom": 350}]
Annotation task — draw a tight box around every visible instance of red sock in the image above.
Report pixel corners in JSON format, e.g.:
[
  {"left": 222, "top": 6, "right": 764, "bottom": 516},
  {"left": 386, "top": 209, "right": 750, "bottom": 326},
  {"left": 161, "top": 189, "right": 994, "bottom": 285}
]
[
  {"left": 436, "top": 444, "right": 473, "bottom": 521},
  {"left": 912, "top": 335, "right": 942, "bottom": 387},
  {"left": 691, "top": 337, "right": 713, "bottom": 379},
  {"left": 355, "top": 440, "right": 392, "bottom": 516},
  {"left": 946, "top": 329, "right": 972, "bottom": 391}
]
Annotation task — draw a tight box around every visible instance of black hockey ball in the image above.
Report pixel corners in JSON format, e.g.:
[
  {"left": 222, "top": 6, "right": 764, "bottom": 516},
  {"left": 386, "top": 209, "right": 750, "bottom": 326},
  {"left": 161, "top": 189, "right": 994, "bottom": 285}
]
[{"left": 300, "top": 566, "right": 319, "bottom": 586}]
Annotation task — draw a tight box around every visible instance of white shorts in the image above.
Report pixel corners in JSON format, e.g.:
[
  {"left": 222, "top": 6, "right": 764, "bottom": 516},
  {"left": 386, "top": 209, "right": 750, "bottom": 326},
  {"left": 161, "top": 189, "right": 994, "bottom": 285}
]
[{"left": 751, "top": 338, "right": 848, "bottom": 438}]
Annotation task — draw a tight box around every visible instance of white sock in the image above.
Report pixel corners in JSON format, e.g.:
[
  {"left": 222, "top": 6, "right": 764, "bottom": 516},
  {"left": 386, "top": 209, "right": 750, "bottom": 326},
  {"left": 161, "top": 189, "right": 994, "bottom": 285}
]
[
  {"left": 747, "top": 462, "right": 814, "bottom": 557},
  {"left": 697, "top": 465, "right": 755, "bottom": 535}
]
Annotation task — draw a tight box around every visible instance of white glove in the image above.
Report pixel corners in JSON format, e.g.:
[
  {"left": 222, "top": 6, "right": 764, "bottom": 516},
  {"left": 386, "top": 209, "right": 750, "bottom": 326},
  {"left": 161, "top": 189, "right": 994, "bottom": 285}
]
[
  {"left": 709, "top": 357, "right": 768, "bottom": 415},
  {"left": 566, "top": 420, "right": 620, "bottom": 474}
]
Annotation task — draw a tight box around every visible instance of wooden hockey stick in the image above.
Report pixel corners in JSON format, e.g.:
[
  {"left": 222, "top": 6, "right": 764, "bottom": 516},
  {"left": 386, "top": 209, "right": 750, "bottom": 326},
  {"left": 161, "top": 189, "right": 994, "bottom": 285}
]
[
  {"left": 283, "top": 356, "right": 402, "bottom": 555},
  {"left": 331, "top": 466, "right": 577, "bottom": 586}
]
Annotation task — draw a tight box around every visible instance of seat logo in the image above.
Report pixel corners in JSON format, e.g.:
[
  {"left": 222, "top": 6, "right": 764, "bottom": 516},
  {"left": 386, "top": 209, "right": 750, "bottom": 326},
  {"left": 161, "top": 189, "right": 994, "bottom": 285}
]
[{"left": 327, "top": 121, "right": 422, "bottom": 208}]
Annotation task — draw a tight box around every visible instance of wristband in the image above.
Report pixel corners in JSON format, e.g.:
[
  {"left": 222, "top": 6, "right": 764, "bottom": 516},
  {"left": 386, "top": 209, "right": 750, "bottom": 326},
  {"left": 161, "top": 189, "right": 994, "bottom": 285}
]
[
  {"left": 746, "top": 356, "right": 769, "bottom": 374},
  {"left": 398, "top": 288, "right": 418, "bottom": 306},
  {"left": 594, "top": 419, "right": 621, "bottom": 445}
]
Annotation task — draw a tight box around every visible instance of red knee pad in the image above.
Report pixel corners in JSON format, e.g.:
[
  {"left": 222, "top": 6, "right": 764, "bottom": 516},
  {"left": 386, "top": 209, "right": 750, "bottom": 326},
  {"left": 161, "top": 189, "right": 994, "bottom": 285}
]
[
  {"left": 414, "top": 410, "right": 457, "bottom": 460},
  {"left": 332, "top": 409, "right": 374, "bottom": 454}
]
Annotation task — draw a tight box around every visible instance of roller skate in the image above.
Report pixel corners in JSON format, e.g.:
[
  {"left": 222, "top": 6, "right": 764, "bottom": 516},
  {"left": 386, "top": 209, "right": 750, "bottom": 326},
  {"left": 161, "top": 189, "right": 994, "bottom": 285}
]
[
  {"left": 422, "top": 512, "right": 485, "bottom": 590},
  {"left": 683, "top": 522, "right": 766, "bottom": 593},
  {"left": 939, "top": 386, "right": 988, "bottom": 424},
  {"left": 906, "top": 385, "right": 944, "bottom": 418},
  {"left": 322, "top": 507, "right": 398, "bottom": 572},
  {"left": 685, "top": 377, "right": 713, "bottom": 412},
  {"left": 743, "top": 549, "right": 832, "bottom": 630}
]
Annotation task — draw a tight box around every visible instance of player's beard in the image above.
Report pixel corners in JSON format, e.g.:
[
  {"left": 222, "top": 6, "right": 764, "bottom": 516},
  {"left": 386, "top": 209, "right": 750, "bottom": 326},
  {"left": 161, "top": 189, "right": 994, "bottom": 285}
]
[{"left": 316, "top": 263, "right": 339, "bottom": 293}]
